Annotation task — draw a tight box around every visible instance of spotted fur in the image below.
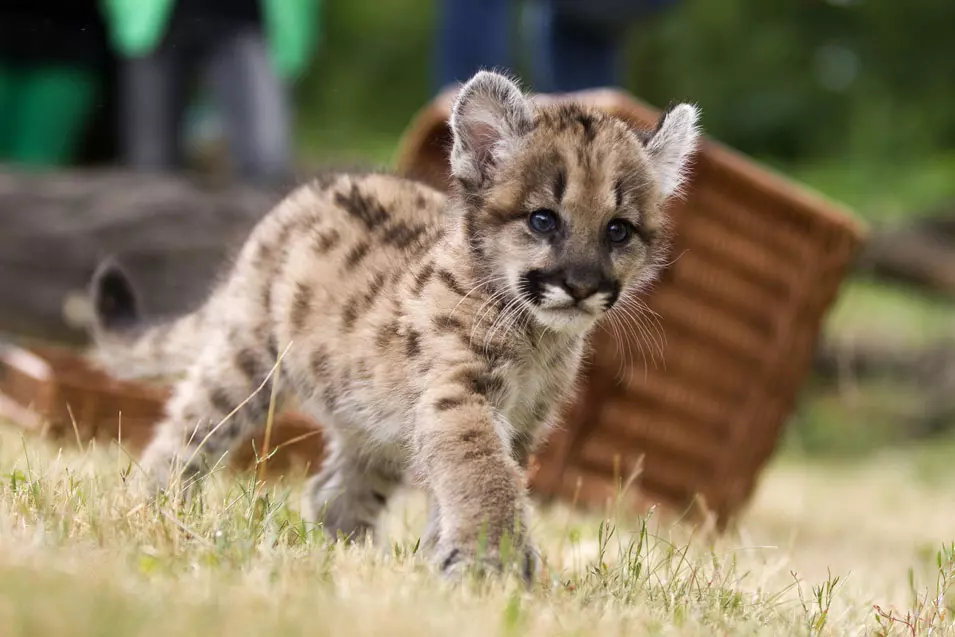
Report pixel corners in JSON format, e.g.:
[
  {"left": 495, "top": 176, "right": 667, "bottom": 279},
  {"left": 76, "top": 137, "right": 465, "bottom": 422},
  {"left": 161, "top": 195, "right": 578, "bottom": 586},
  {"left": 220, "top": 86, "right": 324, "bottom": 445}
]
[{"left": 87, "top": 71, "right": 701, "bottom": 581}]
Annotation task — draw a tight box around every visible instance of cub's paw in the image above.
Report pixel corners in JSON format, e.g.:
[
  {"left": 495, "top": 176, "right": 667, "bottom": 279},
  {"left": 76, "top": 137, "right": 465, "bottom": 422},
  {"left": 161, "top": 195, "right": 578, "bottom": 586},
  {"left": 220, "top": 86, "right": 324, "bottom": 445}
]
[
  {"left": 134, "top": 450, "right": 202, "bottom": 504},
  {"left": 435, "top": 540, "right": 540, "bottom": 585}
]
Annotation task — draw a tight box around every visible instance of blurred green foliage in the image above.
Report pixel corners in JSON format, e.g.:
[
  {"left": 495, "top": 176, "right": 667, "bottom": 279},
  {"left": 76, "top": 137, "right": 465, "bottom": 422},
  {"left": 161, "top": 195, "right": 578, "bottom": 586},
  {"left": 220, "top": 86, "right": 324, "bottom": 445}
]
[{"left": 293, "top": 0, "right": 955, "bottom": 217}]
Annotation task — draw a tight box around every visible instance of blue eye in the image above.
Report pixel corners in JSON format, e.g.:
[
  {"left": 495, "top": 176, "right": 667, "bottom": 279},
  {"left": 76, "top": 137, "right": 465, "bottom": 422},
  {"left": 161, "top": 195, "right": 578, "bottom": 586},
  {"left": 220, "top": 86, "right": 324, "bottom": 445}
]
[
  {"left": 528, "top": 209, "right": 559, "bottom": 235},
  {"left": 607, "top": 219, "right": 633, "bottom": 245}
]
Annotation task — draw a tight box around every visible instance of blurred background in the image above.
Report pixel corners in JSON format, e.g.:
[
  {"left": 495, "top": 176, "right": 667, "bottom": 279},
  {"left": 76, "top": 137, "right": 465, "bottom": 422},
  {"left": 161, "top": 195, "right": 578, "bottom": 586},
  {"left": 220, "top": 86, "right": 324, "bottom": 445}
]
[{"left": 2, "top": 0, "right": 955, "bottom": 461}]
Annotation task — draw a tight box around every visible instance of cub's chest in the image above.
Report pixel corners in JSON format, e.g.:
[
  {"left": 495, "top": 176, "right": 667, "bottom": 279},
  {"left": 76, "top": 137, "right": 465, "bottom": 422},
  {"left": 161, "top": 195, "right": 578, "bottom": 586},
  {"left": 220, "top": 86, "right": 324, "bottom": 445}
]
[{"left": 498, "top": 345, "right": 583, "bottom": 431}]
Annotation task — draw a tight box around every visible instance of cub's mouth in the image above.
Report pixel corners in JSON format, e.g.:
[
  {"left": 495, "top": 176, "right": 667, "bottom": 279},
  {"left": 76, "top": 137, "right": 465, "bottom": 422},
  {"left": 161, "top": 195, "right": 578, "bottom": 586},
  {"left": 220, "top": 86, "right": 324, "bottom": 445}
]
[
  {"left": 518, "top": 268, "right": 620, "bottom": 316},
  {"left": 539, "top": 302, "right": 596, "bottom": 315}
]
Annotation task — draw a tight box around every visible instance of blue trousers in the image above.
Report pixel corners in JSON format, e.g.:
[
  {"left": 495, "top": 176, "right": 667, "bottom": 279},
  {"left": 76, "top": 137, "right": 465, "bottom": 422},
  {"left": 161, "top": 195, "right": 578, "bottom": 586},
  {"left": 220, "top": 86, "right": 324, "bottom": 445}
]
[{"left": 435, "top": 0, "right": 623, "bottom": 93}]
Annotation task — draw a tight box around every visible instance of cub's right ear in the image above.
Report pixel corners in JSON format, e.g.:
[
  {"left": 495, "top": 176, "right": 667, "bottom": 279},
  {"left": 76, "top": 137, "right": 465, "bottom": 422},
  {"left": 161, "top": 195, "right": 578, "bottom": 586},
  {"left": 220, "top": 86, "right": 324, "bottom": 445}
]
[
  {"left": 449, "top": 70, "right": 534, "bottom": 189},
  {"left": 89, "top": 258, "right": 141, "bottom": 333},
  {"left": 643, "top": 103, "right": 701, "bottom": 200}
]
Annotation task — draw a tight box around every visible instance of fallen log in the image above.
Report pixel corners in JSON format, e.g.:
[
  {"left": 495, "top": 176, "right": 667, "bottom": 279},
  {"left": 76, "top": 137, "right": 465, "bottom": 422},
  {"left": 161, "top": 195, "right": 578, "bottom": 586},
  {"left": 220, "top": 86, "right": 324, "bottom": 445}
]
[
  {"left": 814, "top": 337, "right": 955, "bottom": 381},
  {"left": 0, "top": 168, "right": 290, "bottom": 342},
  {"left": 853, "top": 226, "right": 955, "bottom": 296},
  {"left": 814, "top": 337, "right": 955, "bottom": 437}
]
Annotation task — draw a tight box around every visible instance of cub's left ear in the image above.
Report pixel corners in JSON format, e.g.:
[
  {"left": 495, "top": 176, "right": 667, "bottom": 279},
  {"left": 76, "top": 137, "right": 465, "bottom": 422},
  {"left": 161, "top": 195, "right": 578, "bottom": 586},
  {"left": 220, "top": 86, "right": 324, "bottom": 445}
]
[
  {"left": 449, "top": 70, "right": 534, "bottom": 189},
  {"left": 643, "top": 103, "right": 701, "bottom": 199}
]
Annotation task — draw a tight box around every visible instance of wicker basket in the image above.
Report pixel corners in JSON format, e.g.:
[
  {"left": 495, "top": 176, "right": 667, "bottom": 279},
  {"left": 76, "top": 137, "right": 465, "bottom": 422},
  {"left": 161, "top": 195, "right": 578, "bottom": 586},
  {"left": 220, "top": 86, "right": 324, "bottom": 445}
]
[
  {"left": 0, "top": 341, "right": 325, "bottom": 478},
  {"left": 395, "top": 87, "right": 866, "bottom": 526}
]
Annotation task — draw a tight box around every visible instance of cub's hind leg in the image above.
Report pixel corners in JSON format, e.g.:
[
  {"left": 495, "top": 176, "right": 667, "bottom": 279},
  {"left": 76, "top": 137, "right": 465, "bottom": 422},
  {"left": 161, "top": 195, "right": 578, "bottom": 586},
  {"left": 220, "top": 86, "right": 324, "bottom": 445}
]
[
  {"left": 139, "top": 325, "right": 286, "bottom": 493},
  {"left": 301, "top": 435, "right": 402, "bottom": 544}
]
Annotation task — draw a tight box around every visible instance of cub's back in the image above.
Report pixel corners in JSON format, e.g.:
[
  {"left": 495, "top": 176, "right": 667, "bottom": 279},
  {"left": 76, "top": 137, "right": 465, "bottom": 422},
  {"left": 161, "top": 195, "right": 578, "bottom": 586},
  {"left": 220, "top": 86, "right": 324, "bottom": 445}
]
[{"left": 238, "top": 172, "right": 449, "bottom": 356}]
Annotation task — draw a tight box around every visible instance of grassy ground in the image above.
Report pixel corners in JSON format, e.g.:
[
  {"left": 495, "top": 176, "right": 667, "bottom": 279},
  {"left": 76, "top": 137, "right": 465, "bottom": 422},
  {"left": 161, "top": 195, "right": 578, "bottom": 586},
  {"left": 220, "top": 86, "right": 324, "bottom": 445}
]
[{"left": 2, "top": 423, "right": 955, "bottom": 636}]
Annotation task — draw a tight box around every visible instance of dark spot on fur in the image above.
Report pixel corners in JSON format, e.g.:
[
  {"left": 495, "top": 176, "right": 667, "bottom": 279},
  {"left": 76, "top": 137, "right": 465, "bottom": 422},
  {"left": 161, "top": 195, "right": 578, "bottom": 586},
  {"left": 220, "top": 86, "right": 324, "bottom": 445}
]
[
  {"left": 268, "top": 224, "right": 295, "bottom": 267},
  {"left": 312, "top": 229, "right": 341, "bottom": 254},
  {"left": 461, "top": 447, "right": 493, "bottom": 462},
  {"left": 452, "top": 366, "right": 502, "bottom": 399},
  {"left": 372, "top": 491, "right": 387, "bottom": 505},
  {"left": 484, "top": 205, "right": 523, "bottom": 227},
  {"left": 375, "top": 320, "right": 399, "bottom": 349},
  {"left": 414, "top": 193, "right": 426, "bottom": 209},
  {"left": 341, "top": 300, "right": 359, "bottom": 330},
  {"left": 604, "top": 280, "right": 621, "bottom": 310},
  {"left": 381, "top": 221, "right": 427, "bottom": 249},
  {"left": 411, "top": 262, "right": 435, "bottom": 296},
  {"left": 532, "top": 399, "right": 551, "bottom": 423},
  {"left": 236, "top": 349, "right": 260, "bottom": 380},
  {"left": 335, "top": 184, "right": 389, "bottom": 229},
  {"left": 322, "top": 385, "right": 337, "bottom": 410},
  {"left": 311, "top": 347, "right": 331, "bottom": 379},
  {"left": 340, "top": 272, "right": 386, "bottom": 331},
  {"left": 367, "top": 271, "right": 386, "bottom": 297},
  {"left": 434, "top": 396, "right": 468, "bottom": 411},
  {"left": 251, "top": 242, "right": 271, "bottom": 268},
  {"left": 463, "top": 209, "right": 480, "bottom": 243},
  {"left": 258, "top": 220, "right": 297, "bottom": 315},
  {"left": 436, "top": 269, "right": 467, "bottom": 296},
  {"left": 454, "top": 173, "right": 482, "bottom": 196},
  {"left": 519, "top": 269, "right": 546, "bottom": 305},
  {"left": 387, "top": 267, "right": 405, "bottom": 289},
  {"left": 459, "top": 429, "right": 481, "bottom": 443},
  {"left": 405, "top": 329, "right": 421, "bottom": 357},
  {"left": 417, "top": 227, "right": 446, "bottom": 256},
  {"left": 355, "top": 360, "right": 372, "bottom": 381},
  {"left": 344, "top": 240, "right": 371, "bottom": 270},
  {"left": 246, "top": 378, "right": 275, "bottom": 413},
  {"left": 433, "top": 314, "right": 465, "bottom": 332},
  {"left": 180, "top": 407, "right": 204, "bottom": 429},
  {"left": 467, "top": 338, "right": 507, "bottom": 365},
  {"left": 291, "top": 282, "right": 312, "bottom": 331},
  {"left": 209, "top": 387, "right": 233, "bottom": 415},
  {"left": 554, "top": 168, "right": 567, "bottom": 203},
  {"left": 576, "top": 112, "right": 597, "bottom": 142},
  {"left": 614, "top": 179, "right": 625, "bottom": 209}
]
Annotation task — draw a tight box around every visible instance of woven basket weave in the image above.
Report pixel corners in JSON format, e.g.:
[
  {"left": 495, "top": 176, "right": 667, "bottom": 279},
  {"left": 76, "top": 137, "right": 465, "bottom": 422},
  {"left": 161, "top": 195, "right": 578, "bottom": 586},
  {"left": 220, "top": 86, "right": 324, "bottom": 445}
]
[
  {"left": 394, "top": 87, "right": 866, "bottom": 526},
  {"left": 0, "top": 342, "right": 324, "bottom": 478}
]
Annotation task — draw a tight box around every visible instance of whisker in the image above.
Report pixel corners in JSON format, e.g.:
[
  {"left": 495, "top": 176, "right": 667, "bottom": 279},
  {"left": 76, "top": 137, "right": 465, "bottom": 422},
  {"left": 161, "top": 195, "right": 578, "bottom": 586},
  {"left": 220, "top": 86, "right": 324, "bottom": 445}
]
[{"left": 449, "top": 274, "right": 510, "bottom": 318}]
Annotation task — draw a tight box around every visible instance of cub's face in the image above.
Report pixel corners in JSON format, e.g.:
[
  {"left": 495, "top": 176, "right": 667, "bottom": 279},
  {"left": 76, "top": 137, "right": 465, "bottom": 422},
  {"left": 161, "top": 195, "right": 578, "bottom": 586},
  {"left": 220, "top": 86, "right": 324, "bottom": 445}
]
[{"left": 449, "top": 72, "right": 700, "bottom": 334}]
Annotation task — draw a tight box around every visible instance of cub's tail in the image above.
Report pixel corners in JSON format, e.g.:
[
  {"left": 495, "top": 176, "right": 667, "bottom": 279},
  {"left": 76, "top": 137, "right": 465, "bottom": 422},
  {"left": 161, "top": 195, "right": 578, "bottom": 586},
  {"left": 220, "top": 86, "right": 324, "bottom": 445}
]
[{"left": 87, "top": 259, "right": 204, "bottom": 381}]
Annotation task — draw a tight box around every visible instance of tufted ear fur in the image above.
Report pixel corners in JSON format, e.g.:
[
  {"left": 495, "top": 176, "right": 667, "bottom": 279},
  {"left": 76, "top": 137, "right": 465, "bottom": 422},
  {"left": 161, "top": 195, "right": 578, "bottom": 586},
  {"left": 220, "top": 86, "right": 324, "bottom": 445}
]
[
  {"left": 449, "top": 70, "right": 534, "bottom": 188},
  {"left": 643, "top": 103, "right": 701, "bottom": 199}
]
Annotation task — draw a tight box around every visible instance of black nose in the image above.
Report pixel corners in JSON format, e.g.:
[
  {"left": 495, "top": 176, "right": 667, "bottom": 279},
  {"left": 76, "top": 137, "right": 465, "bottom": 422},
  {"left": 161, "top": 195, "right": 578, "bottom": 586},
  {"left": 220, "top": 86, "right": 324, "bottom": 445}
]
[{"left": 562, "top": 267, "right": 602, "bottom": 301}]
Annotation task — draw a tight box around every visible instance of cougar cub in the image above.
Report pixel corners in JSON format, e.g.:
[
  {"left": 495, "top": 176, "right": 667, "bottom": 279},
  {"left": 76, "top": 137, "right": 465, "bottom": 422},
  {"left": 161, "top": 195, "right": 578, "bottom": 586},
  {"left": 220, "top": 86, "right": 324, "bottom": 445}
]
[{"left": 88, "top": 70, "right": 700, "bottom": 580}]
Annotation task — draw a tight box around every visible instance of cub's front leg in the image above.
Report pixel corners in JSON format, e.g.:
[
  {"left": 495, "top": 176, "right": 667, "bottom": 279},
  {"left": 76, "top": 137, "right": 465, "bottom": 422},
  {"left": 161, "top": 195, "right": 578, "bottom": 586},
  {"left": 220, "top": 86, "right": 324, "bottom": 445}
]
[{"left": 413, "top": 363, "right": 538, "bottom": 582}]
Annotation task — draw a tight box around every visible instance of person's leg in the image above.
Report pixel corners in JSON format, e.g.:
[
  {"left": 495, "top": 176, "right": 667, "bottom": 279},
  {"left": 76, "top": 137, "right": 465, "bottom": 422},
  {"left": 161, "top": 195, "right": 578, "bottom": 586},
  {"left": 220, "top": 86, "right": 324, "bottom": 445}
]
[
  {"left": 118, "top": 42, "right": 187, "bottom": 171},
  {"left": 435, "top": 0, "right": 513, "bottom": 90},
  {"left": 5, "top": 66, "right": 99, "bottom": 166},
  {"left": 204, "top": 26, "right": 292, "bottom": 185},
  {"left": 527, "top": 0, "right": 623, "bottom": 93}
]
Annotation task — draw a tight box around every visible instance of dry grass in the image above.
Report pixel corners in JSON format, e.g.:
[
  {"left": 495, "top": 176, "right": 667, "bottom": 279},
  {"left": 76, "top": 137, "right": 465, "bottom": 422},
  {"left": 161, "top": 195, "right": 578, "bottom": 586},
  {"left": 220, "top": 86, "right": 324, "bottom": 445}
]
[{"left": 2, "top": 423, "right": 955, "bottom": 636}]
